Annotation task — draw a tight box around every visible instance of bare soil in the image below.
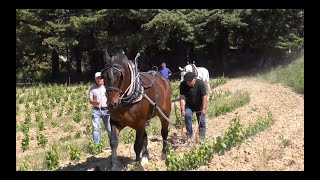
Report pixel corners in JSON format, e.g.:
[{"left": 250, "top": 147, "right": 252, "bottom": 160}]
[
  {"left": 17, "top": 78, "right": 304, "bottom": 171},
  {"left": 56, "top": 78, "right": 304, "bottom": 171}
]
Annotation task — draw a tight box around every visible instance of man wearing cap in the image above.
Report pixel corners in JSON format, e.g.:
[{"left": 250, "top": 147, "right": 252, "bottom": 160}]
[
  {"left": 88, "top": 72, "right": 111, "bottom": 145},
  {"left": 179, "top": 72, "right": 208, "bottom": 141}
]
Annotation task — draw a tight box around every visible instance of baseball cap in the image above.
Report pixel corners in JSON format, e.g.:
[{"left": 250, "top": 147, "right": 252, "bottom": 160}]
[
  {"left": 95, "top": 72, "right": 101, "bottom": 78},
  {"left": 183, "top": 72, "right": 196, "bottom": 81}
]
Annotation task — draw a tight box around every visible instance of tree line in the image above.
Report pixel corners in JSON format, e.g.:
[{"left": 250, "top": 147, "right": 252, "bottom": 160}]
[{"left": 16, "top": 9, "right": 304, "bottom": 83}]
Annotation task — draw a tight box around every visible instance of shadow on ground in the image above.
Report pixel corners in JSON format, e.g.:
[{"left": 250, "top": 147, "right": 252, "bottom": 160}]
[{"left": 56, "top": 155, "right": 139, "bottom": 171}]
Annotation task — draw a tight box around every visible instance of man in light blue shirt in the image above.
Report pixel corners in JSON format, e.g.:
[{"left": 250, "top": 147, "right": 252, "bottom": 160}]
[{"left": 159, "top": 62, "right": 172, "bottom": 79}]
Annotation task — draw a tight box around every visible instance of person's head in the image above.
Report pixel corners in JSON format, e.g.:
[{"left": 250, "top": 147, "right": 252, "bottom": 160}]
[
  {"left": 95, "top": 72, "right": 104, "bottom": 86},
  {"left": 183, "top": 72, "right": 196, "bottom": 87},
  {"left": 161, "top": 62, "right": 166, "bottom": 68}
]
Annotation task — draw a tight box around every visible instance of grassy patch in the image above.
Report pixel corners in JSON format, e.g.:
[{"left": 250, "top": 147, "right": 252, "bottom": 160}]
[
  {"left": 145, "top": 117, "right": 162, "bottom": 136},
  {"left": 16, "top": 137, "right": 91, "bottom": 170},
  {"left": 258, "top": 57, "right": 304, "bottom": 94},
  {"left": 170, "top": 80, "right": 181, "bottom": 101},
  {"left": 210, "top": 76, "right": 228, "bottom": 88},
  {"left": 207, "top": 90, "right": 250, "bottom": 118},
  {"left": 119, "top": 127, "right": 136, "bottom": 144}
]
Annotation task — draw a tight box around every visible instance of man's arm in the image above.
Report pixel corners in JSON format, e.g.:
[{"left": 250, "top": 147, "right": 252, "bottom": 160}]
[
  {"left": 89, "top": 98, "right": 100, "bottom": 106},
  {"left": 88, "top": 91, "right": 100, "bottom": 106},
  {"left": 199, "top": 80, "right": 208, "bottom": 115},
  {"left": 201, "top": 95, "right": 208, "bottom": 115},
  {"left": 180, "top": 95, "right": 186, "bottom": 116}
]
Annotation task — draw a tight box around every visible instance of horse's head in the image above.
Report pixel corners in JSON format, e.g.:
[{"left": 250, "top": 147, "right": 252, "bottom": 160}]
[
  {"left": 178, "top": 64, "right": 193, "bottom": 82},
  {"left": 101, "top": 49, "right": 128, "bottom": 109}
]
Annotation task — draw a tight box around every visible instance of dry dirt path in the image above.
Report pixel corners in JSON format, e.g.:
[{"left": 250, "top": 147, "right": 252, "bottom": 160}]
[{"left": 57, "top": 78, "right": 304, "bottom": 171}]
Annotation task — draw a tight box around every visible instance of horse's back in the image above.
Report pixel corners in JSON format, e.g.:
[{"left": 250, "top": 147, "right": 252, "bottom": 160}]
[
  {"left": 140, "top": 71, "right": 171, "bottom": 93},
  {"left": 197, "top": 67, "right": 209, "bottom": 81}
]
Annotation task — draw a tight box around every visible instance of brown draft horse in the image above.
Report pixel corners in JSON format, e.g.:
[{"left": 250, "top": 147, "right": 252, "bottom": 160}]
[{"left": 100, "top": 50, "right": 172, "bottom": 170}]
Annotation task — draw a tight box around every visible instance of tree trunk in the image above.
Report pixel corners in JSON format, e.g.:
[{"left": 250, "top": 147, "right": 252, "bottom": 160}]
[
  {"left": 74, "top": 45, "right": 82, "bottom": 75},
  {"left": 214, "top": 30, "right": 228, "bottom": 76},
  {"left": 51, "top": 50, "right": 59, "bottom": 80},
  {"left": 88, "top": 30, "right": 99, "bottom": 73},
  {"left": 187, "top": 43, "right": 196, "bottom": 64}
]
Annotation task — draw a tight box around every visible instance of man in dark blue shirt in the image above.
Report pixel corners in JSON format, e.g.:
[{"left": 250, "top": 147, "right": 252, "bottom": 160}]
[{"left": 159, "top": 62, "right": 172, "bottom": 79}]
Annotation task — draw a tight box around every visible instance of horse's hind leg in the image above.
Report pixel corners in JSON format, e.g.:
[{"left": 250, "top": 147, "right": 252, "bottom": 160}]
[
  {"left": 160, "top": 117, "right": 169, "bottom": 159},
  {"left": 141, "top": 131, "right": 149, "bottom": 164}
]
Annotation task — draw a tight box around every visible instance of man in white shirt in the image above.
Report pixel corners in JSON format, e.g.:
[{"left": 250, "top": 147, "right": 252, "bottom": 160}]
[{"left": 88, "top": 72, "right": 111, "bottom": 145}]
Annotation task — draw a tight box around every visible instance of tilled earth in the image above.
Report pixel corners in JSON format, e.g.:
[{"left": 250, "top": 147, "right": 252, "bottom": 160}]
[{"left": 49, "top": 78, "right": 304, "bottom": 171}]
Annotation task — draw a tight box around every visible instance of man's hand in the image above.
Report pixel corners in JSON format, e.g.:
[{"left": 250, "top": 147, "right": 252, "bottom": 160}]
[
  {"left": 181, "top": 110, "right": 186, "bottom": 116},
  {"left": 93, "top": 95, "right": 100, "bottom": 106},
  {"left": 201, "top": 95, "right": 208, "bottom": 116},
  {"left": 89, "top": 98, "right": 100, "bottom": 106},
  {"left": 201, "top": 109, "right": 206, "bottom": 116}
]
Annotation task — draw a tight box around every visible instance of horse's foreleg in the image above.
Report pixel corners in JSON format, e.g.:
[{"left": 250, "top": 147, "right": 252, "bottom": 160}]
[
  {"left": 110, "top": 123, "right": 121, "bottom": 171},
  {"left": 134, "top": 128, "right": 145, "bottom": 163},
  {"left": 141, "top": 131, "right": 149, "bottom": 164}
]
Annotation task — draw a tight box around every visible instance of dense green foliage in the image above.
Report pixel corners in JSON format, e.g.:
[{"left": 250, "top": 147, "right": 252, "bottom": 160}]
[{"left": 16, "top": 9, "right": 304, "bottom": 83}]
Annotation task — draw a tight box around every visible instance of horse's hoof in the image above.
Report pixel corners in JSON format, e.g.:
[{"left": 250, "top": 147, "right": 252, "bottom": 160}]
[
  {"left": 141, "top": 157, "right": 149, "bottom": 165},
  {"left": 111, "top": 162, "right": 121, "bottom": 171},
  {"left": 111, "top": 166, "right": 121, "bottom": 171}
]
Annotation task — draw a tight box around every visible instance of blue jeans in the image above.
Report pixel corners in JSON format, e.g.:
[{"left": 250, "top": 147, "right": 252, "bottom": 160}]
[
  {"left": 92, "top": 109, "right": 111, "bottom": 144},
  {"left": 184, "top": 107, "right": 206, "bottom": 139}
]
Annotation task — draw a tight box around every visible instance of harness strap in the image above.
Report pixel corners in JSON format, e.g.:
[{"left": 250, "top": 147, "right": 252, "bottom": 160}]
[{"left": 141, "top": 93, "right": 175, "bottom": 124}]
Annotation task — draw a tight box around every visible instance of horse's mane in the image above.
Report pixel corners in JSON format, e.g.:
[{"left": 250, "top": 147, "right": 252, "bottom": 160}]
[{"left": 106, "top": 52, "right": 128, "bottom": 66}]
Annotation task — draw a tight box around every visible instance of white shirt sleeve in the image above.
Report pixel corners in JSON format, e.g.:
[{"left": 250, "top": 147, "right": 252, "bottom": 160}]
[{"left": 88, "top": 86, "right": 94, "bottom": 100}]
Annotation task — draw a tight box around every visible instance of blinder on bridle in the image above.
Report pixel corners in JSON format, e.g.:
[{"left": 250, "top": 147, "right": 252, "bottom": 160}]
[{"left": 101, "top": 62, "right": 126, "bottom": 100}]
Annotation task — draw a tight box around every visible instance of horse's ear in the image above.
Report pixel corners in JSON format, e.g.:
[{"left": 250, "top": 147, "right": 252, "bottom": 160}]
[
  {"left": 178, "top": 67, "right": 183, "bottom": 71},
  {"left": 105, "top": 49, "right": 111, "bottom": 64}
]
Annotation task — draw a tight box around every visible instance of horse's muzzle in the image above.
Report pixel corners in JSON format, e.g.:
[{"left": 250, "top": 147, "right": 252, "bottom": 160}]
[{"left": 108, "top": 102, "right": 119, "bottom": 110}]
